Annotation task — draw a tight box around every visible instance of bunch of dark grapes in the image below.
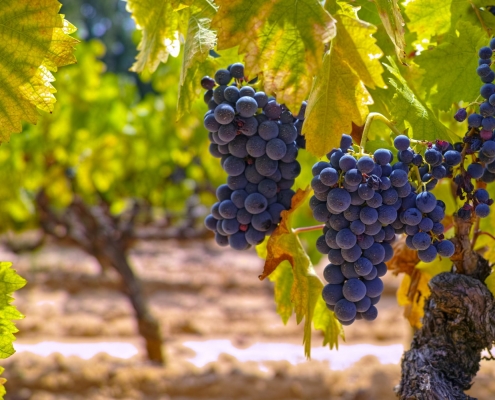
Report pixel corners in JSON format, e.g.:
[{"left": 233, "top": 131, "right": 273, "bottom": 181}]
[
  {"left": 314, "top": 134, "right": 456, "bottom": 325},
  {"left": 451, "top": 38, "right": 495, "bottom": 220},
  {"left": 312, "top": 135, "right": 393, "bottom": 325},
  {"left": 389, "top": 136, "right": 456, "bottom": 261},
  {"left": 203, "top": 63, "right": 305, "bottom": 250}
]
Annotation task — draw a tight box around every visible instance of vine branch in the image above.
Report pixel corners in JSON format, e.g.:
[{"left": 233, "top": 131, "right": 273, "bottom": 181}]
[
  {"left": 359, "top": 112, "right": 404, "bottom": 149},
  {"left": 293, "top": 224, "right": 325, "bottom": 234}
]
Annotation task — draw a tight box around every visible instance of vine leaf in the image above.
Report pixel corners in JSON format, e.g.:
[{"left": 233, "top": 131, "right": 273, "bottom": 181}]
[
  {"left": 211, "top": 0, "right": 335, "bottom": 113},
  {"left": 0, "top": 262, "right": 26, "bottom": 359},
  {"left": 126, "top": 0, "right": 188, "bottom": 73},
  {"left": 404, "top": 0, "right": 452, "bottom": 41},
  {"left": 416, "top": 21, "right": 486, "bottom": 111},
  {"left": 0, "top": 0, "right": 78, "bottom": 139},
  {"left": 384, "top": 57, "right": 454, "bottom": 143},
  {"left": 260, "top": 187, "right": 342, "bottom": 357},
  {"left": 303, "top": 3, "right": 386, "bottom": 157},
  {"left": 177, "top": 0, "right": 217, "bottom": 119},
  {"left": 327, "top": 3, "right": 386, "bottom": 90},
  {"left": 303, "top": 44, "right": 371, "bottom": 157},
  {"left": 372, "top": 0, "right": 406, "bottom": 64},
  {"left": 397, "top": 270, "right": 430, "bottom": 329}
]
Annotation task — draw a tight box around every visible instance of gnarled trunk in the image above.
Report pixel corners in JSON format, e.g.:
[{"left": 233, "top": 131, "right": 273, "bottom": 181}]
[{"left": 397, "top": 256, "right": 495, "bottom": 399}]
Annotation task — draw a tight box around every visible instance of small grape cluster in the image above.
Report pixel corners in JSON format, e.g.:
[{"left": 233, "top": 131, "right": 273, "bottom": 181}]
[
  {"left": 451, "top": 38, "right": 495, "bottom": 220},
  {"left": 389, "top": 136, "right": 456, "bottom": 260},
  {"left": 313, "top": 134, "right": 456, "bottom": 325},
  {"left": 203, "top": 63, "right": 305, "bottom": 250}
]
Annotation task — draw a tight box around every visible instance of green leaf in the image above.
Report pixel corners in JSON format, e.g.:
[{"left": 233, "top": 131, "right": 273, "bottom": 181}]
[
  {"left": 260, "top": 188, "right": 342, "bottom": 357},
  {"left": 267, "top": 262, "right": 294, "bottom": 324},
  {"left": 303, "top": 44, "right": 371, "bottom": 157},
  {"left": 127, "top": 0, "right": 184, "bottom": 73},
  {"left": 0, "top": 0, "right": 78, "bottom": 138},
  {"left": 415, "top": 21, "right": 486, "bottom": 111},
  {"left": 313, "top": 296, "right": 343, "bottom": 349},
  {"left": 450, "top": 0, "right": 495, "bottom": 37},
  {"left": 0, "top": 262, "right": 26, "bottom": 359},
  {"left": 405, "top": 0, "right": 452, "bottom": 41},
  {"left": 384, "top": 57, "right": 454, "bottom": 142},
  {"left": 177, "top": 0, "right": 217, "bottom": 119},
  {"left": 372, "top": 0, "right": 406, "bottom": 64},
  {"left": 211, "top": 0, "right": 336, "bottom": 112}
]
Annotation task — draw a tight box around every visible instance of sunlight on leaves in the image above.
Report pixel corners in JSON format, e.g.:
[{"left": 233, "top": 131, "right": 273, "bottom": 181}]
[{"left": 0, "top": 0, "right": 78, "bottom": 138}]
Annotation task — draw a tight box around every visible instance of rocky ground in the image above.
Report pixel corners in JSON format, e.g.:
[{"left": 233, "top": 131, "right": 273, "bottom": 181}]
[{"left": 1, "top": 235, "right": 495, "bottom": 399}]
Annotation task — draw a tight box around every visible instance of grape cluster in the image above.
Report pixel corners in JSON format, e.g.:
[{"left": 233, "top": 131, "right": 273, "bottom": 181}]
[
  {"left": 451, "top": 38, "right": 495, "bottom": 220},
  {"left": 389, "top": 136, "right": 456, "bottom": 261},
  {"left": 203, "top": 63, "right": 305, "bottom": 250},
  {"left": 314, "top": 134, "right": 456, "bottom": 325},
  {"left": 313, "top": 135, "right": 392, "bottom": 325}
]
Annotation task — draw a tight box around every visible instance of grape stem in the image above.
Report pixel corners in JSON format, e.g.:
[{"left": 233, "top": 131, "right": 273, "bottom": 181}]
[
  {"left": 475, "top": 230, "right": 495, "bottom": 242},
  {"left": 359, "top": 112, "right": 404, "bottom": 149},
  {"left": 293, "top": 224, "right": 325, "bottom": 234},
  {"left": 472, "top": 217, "right": 482, "bottom": 248},
  {"left": 469, "top": 0, "right": 490, "bottom": 37}
]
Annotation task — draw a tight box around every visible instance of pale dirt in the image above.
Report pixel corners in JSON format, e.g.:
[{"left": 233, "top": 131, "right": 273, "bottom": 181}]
[{"left": 1, "top": 237, "right": 495, "bottom": 400}]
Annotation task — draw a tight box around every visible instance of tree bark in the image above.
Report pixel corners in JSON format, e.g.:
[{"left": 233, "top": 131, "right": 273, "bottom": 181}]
[{"left": 397, "top": 256, "right": 495, "bottom": 399}]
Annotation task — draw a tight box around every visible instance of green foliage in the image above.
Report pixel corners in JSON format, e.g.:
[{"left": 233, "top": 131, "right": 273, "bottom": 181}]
[
  {"left": 0, "top": 0, "right": 78, "bottom": 138},
  {"left": 416, "top": 21, "right": 486, "bottom": 111},
  {"left": 0, "top": 40, "right": 222, "bottom": 232},
  {"left": 126, "top": 0, "right": 186, "bottom": 73},
  {"left": 384, "top": 57, "right": 454, "bottom": 142}
]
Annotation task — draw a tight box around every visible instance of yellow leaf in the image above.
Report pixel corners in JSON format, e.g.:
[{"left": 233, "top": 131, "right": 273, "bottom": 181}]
[
  {"left": 332, "top": 3, "right": 386, "bottom": 89},
  {"left": 259, "top": 187, "right": 342, "bottom": 357},
  {"left": 302, "top": 43, "right": 371, "bottom": 157},
  {"left": 397, "top": 270, "right": 431, "bottom": 329},
  {"left": 0, "top": 0, "right": 78, "bottom": 138}
]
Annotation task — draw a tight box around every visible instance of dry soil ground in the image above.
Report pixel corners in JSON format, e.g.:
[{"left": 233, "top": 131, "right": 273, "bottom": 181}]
[{"left": 1, "top": 236, "right": 495, "bottom": 399}]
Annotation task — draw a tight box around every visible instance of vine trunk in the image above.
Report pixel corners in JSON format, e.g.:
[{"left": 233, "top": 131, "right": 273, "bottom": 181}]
[{"left": 397, "top": 256, "right": 494, "bottom": 399}]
